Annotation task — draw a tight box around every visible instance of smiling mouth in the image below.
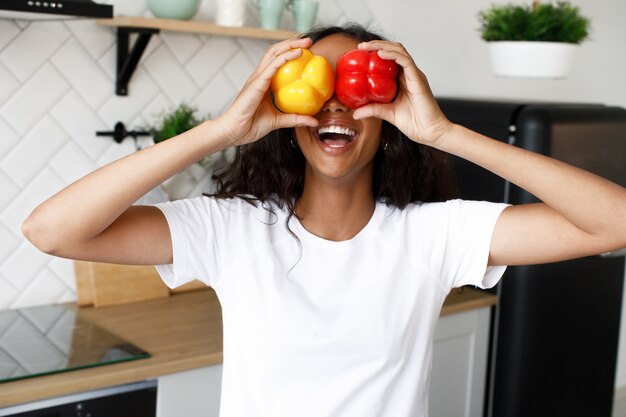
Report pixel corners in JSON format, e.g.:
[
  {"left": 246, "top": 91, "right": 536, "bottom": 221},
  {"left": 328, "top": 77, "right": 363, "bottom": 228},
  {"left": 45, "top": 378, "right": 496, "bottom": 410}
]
[{"left": 316, "top": 125, "right": 357, "bottom": 148}]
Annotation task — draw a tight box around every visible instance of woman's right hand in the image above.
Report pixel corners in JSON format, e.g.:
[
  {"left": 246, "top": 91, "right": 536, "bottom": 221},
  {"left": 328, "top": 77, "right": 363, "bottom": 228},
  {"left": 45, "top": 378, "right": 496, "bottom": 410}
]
[{"left": 215, "top": 37, "right": 320, "bottom": 147}]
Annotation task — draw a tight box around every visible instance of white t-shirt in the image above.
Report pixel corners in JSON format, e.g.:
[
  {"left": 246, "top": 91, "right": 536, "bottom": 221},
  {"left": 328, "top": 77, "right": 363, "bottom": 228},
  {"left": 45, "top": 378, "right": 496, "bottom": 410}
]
[{"left": 155, "top": 196, "right": 509, "bottom": 417}]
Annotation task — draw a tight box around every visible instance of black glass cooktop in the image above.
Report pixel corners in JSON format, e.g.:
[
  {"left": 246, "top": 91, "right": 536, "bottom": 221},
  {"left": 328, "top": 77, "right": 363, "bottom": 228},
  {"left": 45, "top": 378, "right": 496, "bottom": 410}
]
[{"left": 0, "top": 305, "right": 149, "bottom": 383}]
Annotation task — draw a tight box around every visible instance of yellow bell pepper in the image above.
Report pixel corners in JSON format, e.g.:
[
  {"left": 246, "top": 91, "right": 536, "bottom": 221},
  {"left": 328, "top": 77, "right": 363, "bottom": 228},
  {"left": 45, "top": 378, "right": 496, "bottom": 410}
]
[{"left": 270, "top": 49, "right": 335, "bottom": 115}]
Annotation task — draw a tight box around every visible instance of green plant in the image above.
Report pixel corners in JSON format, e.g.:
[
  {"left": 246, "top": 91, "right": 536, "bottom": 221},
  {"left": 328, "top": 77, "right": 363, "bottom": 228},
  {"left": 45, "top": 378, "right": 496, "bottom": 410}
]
[
  {"left": 147, "top": 103, "right": 219, "bottom": 169},
  {"left": 148, "top": 103, "right": 204, "bottom": 144},
  {"left": 478, "top": 1, "right": 590, "bottom": 44}
]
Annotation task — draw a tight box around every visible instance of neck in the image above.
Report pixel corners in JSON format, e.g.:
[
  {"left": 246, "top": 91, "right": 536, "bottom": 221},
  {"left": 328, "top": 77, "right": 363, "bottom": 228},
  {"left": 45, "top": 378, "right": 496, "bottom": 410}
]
[{"left": 296, "top": 169, "right": 376, "bottom": 242}]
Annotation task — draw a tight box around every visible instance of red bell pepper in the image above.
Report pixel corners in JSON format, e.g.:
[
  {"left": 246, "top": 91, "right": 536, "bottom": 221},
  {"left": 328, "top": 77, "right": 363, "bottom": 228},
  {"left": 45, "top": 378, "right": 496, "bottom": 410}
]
[{"left": 335, "top": 49, "right": 399, "bottom": 109}]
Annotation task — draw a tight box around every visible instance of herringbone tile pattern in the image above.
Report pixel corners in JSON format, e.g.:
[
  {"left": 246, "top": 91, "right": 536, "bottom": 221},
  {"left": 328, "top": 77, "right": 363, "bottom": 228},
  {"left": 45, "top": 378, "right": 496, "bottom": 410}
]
[{"left": 0, "top": 0, "right": 375, "bottom": 309}]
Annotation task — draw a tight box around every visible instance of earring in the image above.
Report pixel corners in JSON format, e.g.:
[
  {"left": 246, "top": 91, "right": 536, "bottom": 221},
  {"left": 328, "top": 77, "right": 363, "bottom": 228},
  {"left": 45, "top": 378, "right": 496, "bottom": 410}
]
[
  {"left": 382, "top": 140, "right": 389, "bottom": 151},
  {"left": 290, "top": 138, "right": 298, "bottom": 148}
]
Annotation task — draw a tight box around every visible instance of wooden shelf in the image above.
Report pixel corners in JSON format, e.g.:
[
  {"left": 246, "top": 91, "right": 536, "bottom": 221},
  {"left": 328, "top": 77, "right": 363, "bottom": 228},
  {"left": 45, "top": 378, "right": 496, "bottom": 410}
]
[
  {"left": 97, "top": 16, "right": 298, "bottom": 96},
  {"left": 96, "top": 16, "right": 297, "bottom": 41}
]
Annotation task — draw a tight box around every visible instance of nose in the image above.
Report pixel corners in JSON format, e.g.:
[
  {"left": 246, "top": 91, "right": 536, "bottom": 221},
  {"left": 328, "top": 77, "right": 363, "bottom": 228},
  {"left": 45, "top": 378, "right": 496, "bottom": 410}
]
[{"left": 321, "top": 95, "right": 349, "bottom": 113}]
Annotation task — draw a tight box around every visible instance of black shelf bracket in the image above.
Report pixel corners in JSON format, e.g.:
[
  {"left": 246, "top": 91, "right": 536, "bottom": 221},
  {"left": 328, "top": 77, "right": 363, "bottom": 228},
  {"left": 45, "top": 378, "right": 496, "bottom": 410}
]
[{"left": 115, "top": 27, "right": 159, "bottom": 96}]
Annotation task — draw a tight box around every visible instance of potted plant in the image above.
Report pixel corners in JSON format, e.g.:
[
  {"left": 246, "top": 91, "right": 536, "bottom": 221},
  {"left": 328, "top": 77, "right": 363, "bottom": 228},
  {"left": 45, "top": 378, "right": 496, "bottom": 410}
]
[
  {"left": 146, "top": 104, "right": 225, "bottom": 199},
  {"left": 478, "top": 1, "right": 590, "bottom": 78}
]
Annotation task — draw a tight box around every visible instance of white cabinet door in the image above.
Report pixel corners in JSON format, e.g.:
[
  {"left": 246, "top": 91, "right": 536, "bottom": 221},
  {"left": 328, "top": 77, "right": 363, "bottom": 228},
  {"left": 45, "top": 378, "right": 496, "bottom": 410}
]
[
  {"left": 157, "top": 365, "right": 222, "bottom": 417},
  {"left": 429, "top": 307, "right": 491, "bottom": 417}
]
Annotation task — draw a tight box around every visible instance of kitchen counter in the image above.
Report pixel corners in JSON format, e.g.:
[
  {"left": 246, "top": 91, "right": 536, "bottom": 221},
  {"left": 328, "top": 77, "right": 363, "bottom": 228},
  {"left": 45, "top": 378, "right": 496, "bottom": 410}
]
[{"left": 0, "top": 287, "right": 495, "bottom": 407}]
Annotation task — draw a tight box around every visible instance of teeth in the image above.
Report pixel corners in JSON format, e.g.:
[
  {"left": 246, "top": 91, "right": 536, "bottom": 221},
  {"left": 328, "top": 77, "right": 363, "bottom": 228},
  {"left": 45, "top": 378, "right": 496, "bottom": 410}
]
[{"left": 317, "top": 125, "right": 356, "bottom": 137}]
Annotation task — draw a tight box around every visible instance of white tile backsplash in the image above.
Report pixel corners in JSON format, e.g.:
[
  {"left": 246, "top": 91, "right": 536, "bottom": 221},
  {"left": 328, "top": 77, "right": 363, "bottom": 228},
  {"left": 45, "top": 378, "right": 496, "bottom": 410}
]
[
  {"left": 144, "top": 45, "right": 199, "bottom": 103},
  {"left": 50, "top": 39, "right": 113, "bottom": 109},
  {"left": 64, "top": 20, "right": 115, "bottom": 61},
  {"left": 160, "top": 31, "right": 203, "bottom": 65},
  {"left": 9, "top": 269, "right": 68, "bottom": 310},
  {"left": 0, "top": 116, "right": 68, "bottom": 187},
  {"left": 186, "top": 37, "right": 239, "bottom": 86},
  {"left": 335, "top": 0, "right": 375, "bottom": 25},
  {"left": 1, "top": 242, "right": 54, "bottom": 291},
  {"left": 97, "top": 67, "right": 160, "bottom": 127},
  {"left": 192, "top": 71, "right": 238, "bottom": 119},
  {"left": 47, "top": 258, "right": 76, "bottom": 292},
  {"left": 0, "top": 172, "right": 20, "bottom": 210},
  {"left": 0, "top": 168, "right": 65, "bottom": 238},
  {"left": 48, "top": 141, "right": 98, "bottom": 184},
  {"left": 0, "top": 111, "right": 20, "bottom": 156},
  {"left": 49, "top": 91, "right": 110, "bottom": 160},
  {"left": 0, "top": 63, "right": 69, "bottom": 135},
  {"left": 0, "top": 0, "right": 359, "bottom": 310},
  {"left": 0, "top": 20, "right": 20, "bottom": 51},
  {"left": 0, "top": 21, "right": 70, "bottom": 83},
  {"left": 236, "top": 38, "right": 270, "bottom": 68},
  {"left": 0, "top": 224, "right": 20, "bottom": 268},
  {"left": 0, "top": 63, "right": 20, "bottom": 104},
  {"left": 223, "top": 50, "right": 256, "bottom": 91}
]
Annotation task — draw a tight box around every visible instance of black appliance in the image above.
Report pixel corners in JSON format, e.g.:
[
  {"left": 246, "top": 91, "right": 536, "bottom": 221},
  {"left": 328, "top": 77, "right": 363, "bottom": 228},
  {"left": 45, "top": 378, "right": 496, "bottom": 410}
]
[
  {"left": 0, "top": 0, "right": 112, "bottom": 20},
  {"left": 0, "top": 380, "right": 157, "bottom": 417},
  {"left": 437, "top": 98, "right": 626, "bottom": 417}
]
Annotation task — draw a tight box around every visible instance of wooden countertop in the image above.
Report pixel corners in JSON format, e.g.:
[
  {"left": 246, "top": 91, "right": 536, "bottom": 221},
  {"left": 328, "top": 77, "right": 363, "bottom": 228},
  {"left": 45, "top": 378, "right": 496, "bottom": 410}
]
[{"left": 0, "top": 287, "right": 495, "bottom": 407}]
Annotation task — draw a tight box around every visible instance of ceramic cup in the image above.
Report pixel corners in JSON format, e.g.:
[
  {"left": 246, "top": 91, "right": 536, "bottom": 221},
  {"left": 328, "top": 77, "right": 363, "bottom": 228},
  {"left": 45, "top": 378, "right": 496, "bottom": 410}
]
[
  {"left": 146, "top": 0, "right": 200, "bottom": 20},
  {"left": 254, "top": 0, "right": 287, "bottom": 30},
  {"left": 287, "top": 0, "right": 318, "bottom": 33},
  {"left": 216, "top": 0, "right": 246, "bottom": 27}
]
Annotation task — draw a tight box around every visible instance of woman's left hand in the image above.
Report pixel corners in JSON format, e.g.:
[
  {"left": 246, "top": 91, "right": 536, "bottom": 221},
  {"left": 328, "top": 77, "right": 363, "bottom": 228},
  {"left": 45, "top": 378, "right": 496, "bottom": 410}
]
[{"left": 352, "top": 41, "right": 453, "bottom": 148}]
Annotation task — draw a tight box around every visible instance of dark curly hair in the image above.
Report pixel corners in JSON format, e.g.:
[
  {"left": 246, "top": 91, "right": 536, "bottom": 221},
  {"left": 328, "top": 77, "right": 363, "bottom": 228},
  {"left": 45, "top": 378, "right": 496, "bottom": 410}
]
[{"left": 207, "top": 24, "right": 458, "bottom": 225}]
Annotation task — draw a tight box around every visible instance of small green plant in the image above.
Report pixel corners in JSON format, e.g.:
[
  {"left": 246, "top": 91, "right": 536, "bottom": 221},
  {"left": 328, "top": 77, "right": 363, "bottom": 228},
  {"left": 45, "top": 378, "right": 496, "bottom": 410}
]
[
  {"left": 479, "top": 1, "right": 590, "bottom": 44},
  {"left": 148, "top": 103, "right": 204, "bottom": 144},
  {"left": 147, "top": 103, "right": 218, "bottom": 168}
]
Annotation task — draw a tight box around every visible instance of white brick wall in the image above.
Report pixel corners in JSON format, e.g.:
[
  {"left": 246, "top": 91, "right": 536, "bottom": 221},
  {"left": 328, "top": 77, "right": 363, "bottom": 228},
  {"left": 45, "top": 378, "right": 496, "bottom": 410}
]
[{"left": 0, "top": 0, "right": 374, "bottom": 309}]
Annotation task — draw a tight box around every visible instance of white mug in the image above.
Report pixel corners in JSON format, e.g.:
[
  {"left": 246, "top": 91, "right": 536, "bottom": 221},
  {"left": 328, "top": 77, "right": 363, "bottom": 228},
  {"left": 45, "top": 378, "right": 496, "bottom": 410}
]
[{"left": 216, "top": 0, "right": 246, "bottom": 27}]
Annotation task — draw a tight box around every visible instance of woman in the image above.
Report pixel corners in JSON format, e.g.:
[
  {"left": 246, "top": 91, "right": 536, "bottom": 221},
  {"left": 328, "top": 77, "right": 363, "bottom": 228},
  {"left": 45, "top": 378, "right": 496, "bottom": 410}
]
[{"left": 23, "top": 25, "right": 626, "bottom": 416}]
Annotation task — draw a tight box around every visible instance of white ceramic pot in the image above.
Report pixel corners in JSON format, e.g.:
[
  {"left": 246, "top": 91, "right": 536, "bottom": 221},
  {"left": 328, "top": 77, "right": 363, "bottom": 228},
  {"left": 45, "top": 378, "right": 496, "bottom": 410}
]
[{"left": 487, "top": 41, "right": 578, "bottom": 79}]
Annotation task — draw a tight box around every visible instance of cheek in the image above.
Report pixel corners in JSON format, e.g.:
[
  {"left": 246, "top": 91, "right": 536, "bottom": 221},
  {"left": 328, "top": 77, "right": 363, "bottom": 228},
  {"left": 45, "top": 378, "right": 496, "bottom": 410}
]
[
  {"left": 363, "top": 121, "right": 383, "bottom": 147},
  {"left": 294, "top": 126, "right": 310, "bottom": 141}
]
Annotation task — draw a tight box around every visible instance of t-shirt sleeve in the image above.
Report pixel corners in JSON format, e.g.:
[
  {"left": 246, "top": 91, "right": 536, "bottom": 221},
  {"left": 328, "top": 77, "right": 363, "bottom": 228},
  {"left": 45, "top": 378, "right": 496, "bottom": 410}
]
[
  {"left": 437, "top": 199, "right": 510, "bottom": 291},
  {"left": 152, "top": 196, "right": 224, "bottom": 289}
]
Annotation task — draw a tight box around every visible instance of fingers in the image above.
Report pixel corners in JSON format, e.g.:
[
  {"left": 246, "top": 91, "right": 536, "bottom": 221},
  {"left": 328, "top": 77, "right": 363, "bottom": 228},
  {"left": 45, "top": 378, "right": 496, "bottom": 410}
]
[
  {"left": 256, "top": 47, "right": 304, "bottom": 88},
  {"left": 358, "top": 40, "right": 425, "bottom": 88},
  {"left": 243, "top": 37, "right": 312, "bottom": 96},
  {"left": 353, "top": 102, "right": 395, "bottom": 123},
  {"left": 275, "top": 114, "right": 319, "bottom": 130},
  {"left": 256, "top": 37, "right": 313, "bottom": 76}
]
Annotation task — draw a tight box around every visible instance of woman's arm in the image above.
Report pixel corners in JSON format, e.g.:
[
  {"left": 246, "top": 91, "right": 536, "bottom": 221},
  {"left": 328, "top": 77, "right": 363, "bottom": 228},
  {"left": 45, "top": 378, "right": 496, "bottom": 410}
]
[
  {"left": 354, "top": 40, "right": 626, "bottom": 266},
  {"left": 437, "top": 124, "right": 626, "bottom": 266},
  {"left": 23, "top": 37, "right": 318, "bottom": 265},
  {"left": 22, "top": 120, "right": 232, "bottom": 264}
]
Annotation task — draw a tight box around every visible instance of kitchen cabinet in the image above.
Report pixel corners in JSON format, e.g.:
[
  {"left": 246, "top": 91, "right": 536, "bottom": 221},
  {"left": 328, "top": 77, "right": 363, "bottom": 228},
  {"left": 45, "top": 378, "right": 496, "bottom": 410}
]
[
  {"left": 429, "top": 306, "right": 492, "bottom": 417},
  {"left": 157, "top": 365, "right": 223, "bottom": 417}
]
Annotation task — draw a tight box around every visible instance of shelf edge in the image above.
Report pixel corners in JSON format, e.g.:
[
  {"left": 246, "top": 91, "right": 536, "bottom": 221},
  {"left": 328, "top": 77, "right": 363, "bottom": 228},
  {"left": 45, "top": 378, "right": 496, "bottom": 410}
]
[{"left": 96, "top": 16, "right": 298, "bottom": 41}]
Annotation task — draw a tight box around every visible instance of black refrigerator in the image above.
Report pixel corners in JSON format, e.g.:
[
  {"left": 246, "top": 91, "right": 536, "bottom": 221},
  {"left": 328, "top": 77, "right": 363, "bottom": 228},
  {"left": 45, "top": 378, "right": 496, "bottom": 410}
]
[{"left": 437, "top": 98, "right": 626, "bottom": 417}]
